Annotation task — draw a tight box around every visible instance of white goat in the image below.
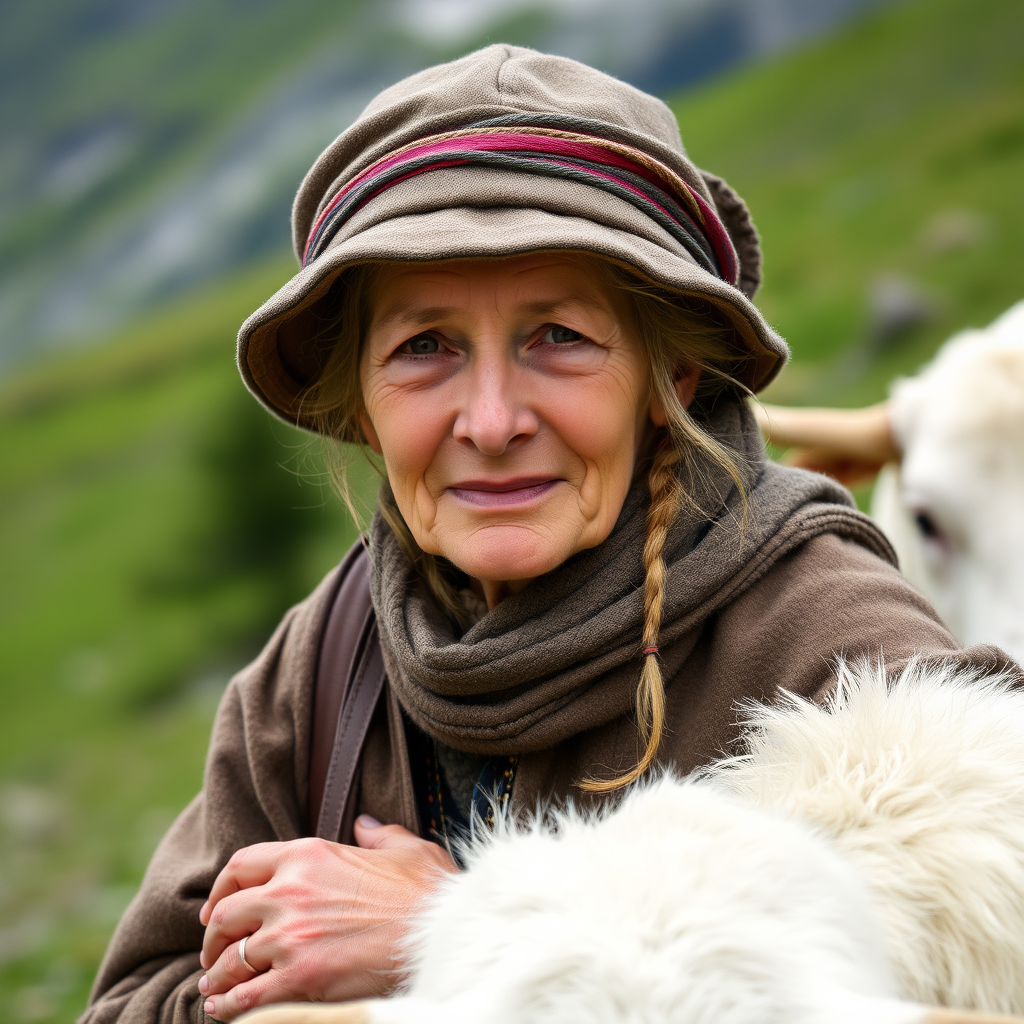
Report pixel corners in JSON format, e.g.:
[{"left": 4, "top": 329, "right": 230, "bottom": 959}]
[
  {"left": 756, "top": 299, "right": 1024, "bottom": 663},
  {"left": 245, "top": 660, "right": 1024, "bottom": 1024}
]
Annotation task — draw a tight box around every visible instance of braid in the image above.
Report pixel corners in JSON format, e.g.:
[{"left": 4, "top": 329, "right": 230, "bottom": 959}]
[
  {"left": 301, "top": 254, "right": 749, "bottom": 786},
  {"left": 583, "top": 435, "right": 681, "bottom": 792}
]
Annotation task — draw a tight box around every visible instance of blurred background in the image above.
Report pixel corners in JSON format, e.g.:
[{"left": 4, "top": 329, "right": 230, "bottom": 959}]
[{"left": 1, "top": 0, "right": 1022, "bottom": 1019}]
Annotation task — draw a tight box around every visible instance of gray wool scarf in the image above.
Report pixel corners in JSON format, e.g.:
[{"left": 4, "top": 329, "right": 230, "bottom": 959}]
[{"left": 368, "top": 399, "right": 895, "bottom": 755}]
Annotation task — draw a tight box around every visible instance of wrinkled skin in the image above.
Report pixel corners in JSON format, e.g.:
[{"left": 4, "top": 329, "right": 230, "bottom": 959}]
[
  {"left": 358, "top": 255, "right": 694, "bottom": 607},
  {"left": 197, "top": 818, "right": 457, "bottom": 1020},
  {"left": 198, "top": 253, "right": 697, "bottom": 1019}
]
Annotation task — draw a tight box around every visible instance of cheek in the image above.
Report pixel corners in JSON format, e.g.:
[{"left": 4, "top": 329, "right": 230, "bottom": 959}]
[
  {"left": 547, "top": 369, "right": 647, "bottom": 490},
  {"left": 363, "top": 381, "right": 449, "bottom": 498}
]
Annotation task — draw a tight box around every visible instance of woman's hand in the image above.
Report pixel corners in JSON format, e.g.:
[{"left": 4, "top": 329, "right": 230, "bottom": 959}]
[{"left": 196, "top": 816, "right": 457, "bottom": 1022}]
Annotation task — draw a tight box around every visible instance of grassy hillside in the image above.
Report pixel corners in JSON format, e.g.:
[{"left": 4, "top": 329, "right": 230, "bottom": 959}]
[
  {"left": 0, "top": 261, "right": 376, "bottom": 1022},
  {"left": 1, "top": 0, "right": 364, "bottom": 351},
  {"left": 0, "top": 0, "right": 555, "bottom": 363},
  {"left": 672, "top": 0, "right": 1024, "bottom": 405},
  {"left": 1, "top": 0, "right": 1023, "bottom": 1019},
  {"left": 1, "top": 0, "right": 371, "bottom": 270}
]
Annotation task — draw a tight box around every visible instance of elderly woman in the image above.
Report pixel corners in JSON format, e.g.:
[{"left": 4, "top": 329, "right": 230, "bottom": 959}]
[{"left": 83, "top": 45, "right": 1006, "bottom": 1024}]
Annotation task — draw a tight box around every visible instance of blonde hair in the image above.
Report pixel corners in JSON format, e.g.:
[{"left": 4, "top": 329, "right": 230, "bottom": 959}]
[{"left": 301, "top": 254, "right": 752, "bottom": 789}]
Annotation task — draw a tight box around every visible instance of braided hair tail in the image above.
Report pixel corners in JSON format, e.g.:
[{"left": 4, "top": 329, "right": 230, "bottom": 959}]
[{"left": 582, "top": 435, "right": 681, "bottom": 792}]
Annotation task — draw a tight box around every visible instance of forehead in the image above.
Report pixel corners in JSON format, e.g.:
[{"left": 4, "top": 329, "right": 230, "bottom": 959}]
[{"left": 368, "top": 253, "right": 627, "bottom": 320}]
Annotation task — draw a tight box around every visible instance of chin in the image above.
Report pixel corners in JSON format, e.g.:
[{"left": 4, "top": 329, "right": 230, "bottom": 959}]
[{"left": 444, "top": 525, "right": 576, "bottom": 584}]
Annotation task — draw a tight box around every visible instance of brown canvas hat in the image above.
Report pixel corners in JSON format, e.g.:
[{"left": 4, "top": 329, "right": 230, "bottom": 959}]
[{"left": 237, "top": 44, "right": 788, "bottom": 431}]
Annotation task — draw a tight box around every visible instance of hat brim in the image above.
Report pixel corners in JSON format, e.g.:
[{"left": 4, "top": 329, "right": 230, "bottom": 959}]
[{"left": 238, "top": 168, "right": 787, "bottom": 432}]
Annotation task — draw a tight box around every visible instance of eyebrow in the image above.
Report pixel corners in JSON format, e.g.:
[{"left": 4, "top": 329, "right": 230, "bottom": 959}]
[
  {"left": 518, "top": 297, "right": 601, "bottom": 317},
  {"left": 372, "top": 295, "right": 607, "bottom": 332},
  {"left": 372, "top": 304, "right": 460, "bottom": 330}
]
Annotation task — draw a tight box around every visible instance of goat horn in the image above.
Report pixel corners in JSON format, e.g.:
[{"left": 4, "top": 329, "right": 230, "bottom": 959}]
[
  {"left": 753, "top": 401, "right": 900, "bottom": 464},
  {"left": 921, "top": 1010, "right": 1024, "bottom": 1024},
  {"left": 239, "top": 1002, "right": 373, "bottom": 1024}
]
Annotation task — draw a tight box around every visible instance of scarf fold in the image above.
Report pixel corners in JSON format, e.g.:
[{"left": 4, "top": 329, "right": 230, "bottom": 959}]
[{"left": 369, "top": 399, "right": 895, "bottom": 755}]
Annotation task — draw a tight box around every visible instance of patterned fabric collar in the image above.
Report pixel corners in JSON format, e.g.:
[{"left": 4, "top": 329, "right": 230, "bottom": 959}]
[{"left": 405, "top": 711, "right": 517, "bottom": 860}]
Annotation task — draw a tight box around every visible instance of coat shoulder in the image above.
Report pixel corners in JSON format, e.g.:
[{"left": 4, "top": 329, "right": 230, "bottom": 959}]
[{"left": 700, "top": 530, "right": 962, "bottom": 705}]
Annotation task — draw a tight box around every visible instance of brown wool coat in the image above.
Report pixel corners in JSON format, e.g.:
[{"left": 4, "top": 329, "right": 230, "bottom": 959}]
[
  {"left": 82, "top": 532, "right": 1012, "bottom": 1024},
  {"left": 84, "top": 44, "right": 1022, "bottom": 1024}
]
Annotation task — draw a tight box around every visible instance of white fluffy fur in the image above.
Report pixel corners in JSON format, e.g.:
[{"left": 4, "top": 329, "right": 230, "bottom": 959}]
[
  {"left": 872, "top": 298, "right": 1024, "bottom": 662},
  {"left": 245, "top": 661, "right": 1024, "bottom": 1024},
  {"left": 392, "top": 778, "right": 912, "bottom": 1024},
  {"left": 708, "top": 659, "right": 1024, "bottom": 1012}
]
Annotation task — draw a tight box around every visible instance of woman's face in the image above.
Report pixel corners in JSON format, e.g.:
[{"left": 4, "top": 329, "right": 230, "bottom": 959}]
[{"left": 359, "top": 254, "right": 685, "bottom": 600}]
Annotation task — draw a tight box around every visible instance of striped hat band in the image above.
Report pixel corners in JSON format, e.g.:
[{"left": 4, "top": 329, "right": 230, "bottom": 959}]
[{"left": 302, "top": 114, "right": 739, "bottom": 285}]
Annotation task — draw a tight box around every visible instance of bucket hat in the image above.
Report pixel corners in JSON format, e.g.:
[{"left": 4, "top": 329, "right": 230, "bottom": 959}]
[{"left": 237, "top": 44, "right": 788, "bottom": 431}]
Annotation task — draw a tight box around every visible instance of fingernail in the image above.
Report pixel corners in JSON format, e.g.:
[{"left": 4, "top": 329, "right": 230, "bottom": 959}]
[
  {"left": 357, "top": 813, "right": 382, "bottom": 828},
  {"left": 198, "top": 975, "right": 209, "bottom": 994},
  {"left": 205, "top": 1000, "right": 215, "bottom": 1016}
]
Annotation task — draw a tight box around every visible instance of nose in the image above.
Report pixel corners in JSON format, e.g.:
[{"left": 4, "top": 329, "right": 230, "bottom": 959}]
[{"left": 452, "top": 352, "right": 538, "bottom": 456}]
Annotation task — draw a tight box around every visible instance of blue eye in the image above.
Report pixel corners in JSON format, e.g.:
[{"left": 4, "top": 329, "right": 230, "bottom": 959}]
[
  {"left": 546, "top": 325, "right": 583, "bottom": 344},
  {"left": 402, "top": 334, "right": 440, "bottom": 355}
]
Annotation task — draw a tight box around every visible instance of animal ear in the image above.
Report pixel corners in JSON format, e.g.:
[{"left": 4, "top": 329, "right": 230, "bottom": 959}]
[{"left": 920, "top": 1009, "right": 1024, "bottom": 1024}]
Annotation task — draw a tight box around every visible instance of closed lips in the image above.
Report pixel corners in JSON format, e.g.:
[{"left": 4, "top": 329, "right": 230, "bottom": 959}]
[{"left": 446, "top": 479, "right": 561, "bottom": 507}]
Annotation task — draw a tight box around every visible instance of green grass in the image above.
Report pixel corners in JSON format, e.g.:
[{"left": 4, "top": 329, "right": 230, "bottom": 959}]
[
  {"left": 2, "top": 0, "right": 1024, "bottom": 1019},
  {"left": 671, "top": 0, "right": 1024, "bottom": 405},
  {"left": 0, "top": 258, "right": 357, "bottom": 764},
  {"left": 0, "top": 258, "right": 378, "bottom": 1022},
  {"left": 0, "top": 0, "right": 371, "bottom": 274}
]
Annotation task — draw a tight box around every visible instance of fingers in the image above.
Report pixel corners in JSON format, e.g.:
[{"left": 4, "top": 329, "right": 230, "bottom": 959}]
[
  {"left": 202, "top": 842, "right": 292, "bottom": 966},
  {"left": 197, "top": 829, "right": 457, "bottom": 1016},
  {"left": 353, "top": 816, "right": 431, "bottom": 852},
  {"left": 201, "top": 889, "right": 265, "bottom": 970},
  {"left": 206, "top": 842, "right": 285, "bottom": 917},
  {"left": 354, "top": 817, "right": 459, "bottom": 878},
  {"left": 201, "top": 969, "right": 280, "bottom": 1023},
  {"left": 200, "top": 934, "right": 270, "bottom": 999}
]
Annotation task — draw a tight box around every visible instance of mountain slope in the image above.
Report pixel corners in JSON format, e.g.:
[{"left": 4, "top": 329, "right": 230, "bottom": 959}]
[
  {"left": 2, "top": 0, "right": 1023, "bottom": 1019},
  {"left": 671, "top": 0, "right": 1024, "bottom": 402},
  {"left": 0, "top": 0, "right": 893, "bottom": 367}
]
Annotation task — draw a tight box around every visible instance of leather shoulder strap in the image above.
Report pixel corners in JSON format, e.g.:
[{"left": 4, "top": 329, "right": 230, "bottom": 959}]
[{"left": 309, "top": 543, "right": 387, "bottom": 842}]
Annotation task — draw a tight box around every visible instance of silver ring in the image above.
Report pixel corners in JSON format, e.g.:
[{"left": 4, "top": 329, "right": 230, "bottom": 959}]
[{"left": 239, "top": 934, "right": 259, "bottom": 975}]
